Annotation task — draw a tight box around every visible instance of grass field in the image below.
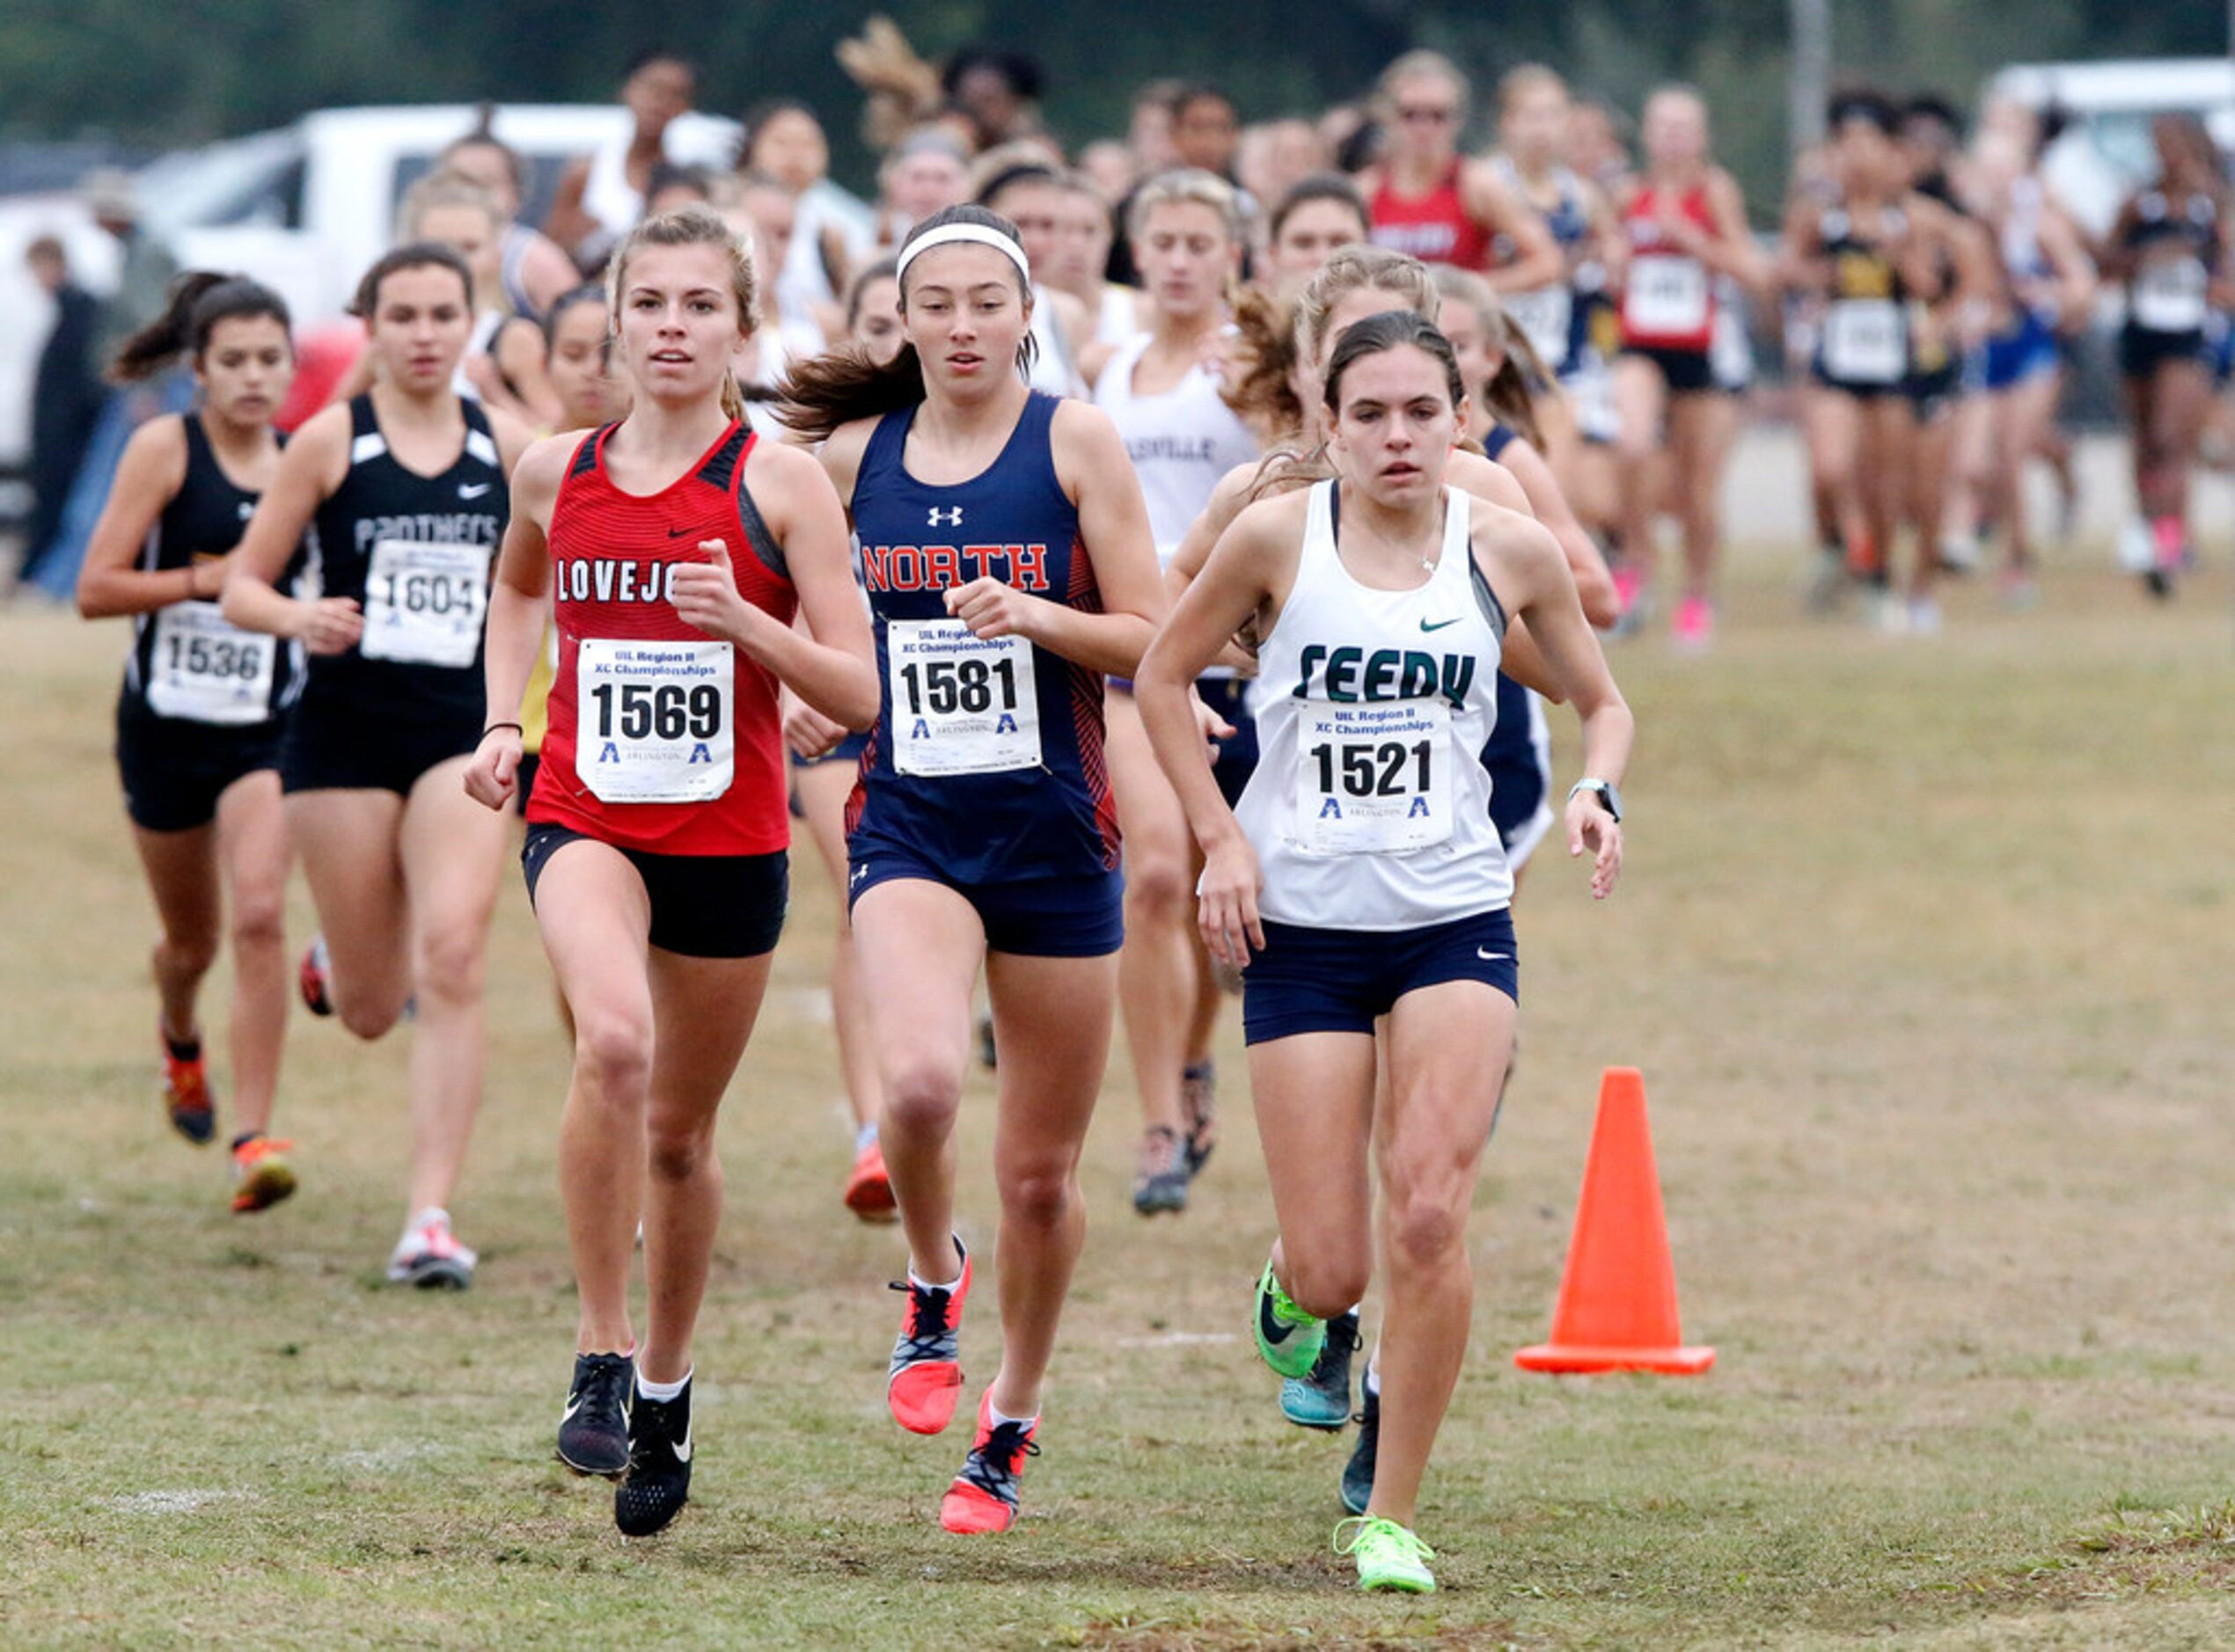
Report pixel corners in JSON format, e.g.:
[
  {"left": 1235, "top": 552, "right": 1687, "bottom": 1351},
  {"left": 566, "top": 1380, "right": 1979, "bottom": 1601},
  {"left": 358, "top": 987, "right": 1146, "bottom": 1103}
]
[{"left": 2, "top": 551, "right": 2232, "bottom": 1649}]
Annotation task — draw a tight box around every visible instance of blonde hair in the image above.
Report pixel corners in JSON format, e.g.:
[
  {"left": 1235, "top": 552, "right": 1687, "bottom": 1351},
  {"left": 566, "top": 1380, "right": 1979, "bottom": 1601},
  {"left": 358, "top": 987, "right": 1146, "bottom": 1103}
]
[
  {"left": 1498, "top": 63, "right": 1568, "bottom": 117},
  {"left": 605, "top": 204, "right": 759, "bottom": 422},
  {"left": 1294, "top": 244, "right": 1439, "bottom": 368},
  {"left": 1428, "top": 266, "right": 1551, "bottom": 448},
  {"left": 397, "top": 171, "right": 502, "bottom": 243},
  {"left": 1127, "top": 166, "right": 1247, "bottom": 245},
  {"left": 1379, "top": 49, "right": 1469, "bottom": 113}
]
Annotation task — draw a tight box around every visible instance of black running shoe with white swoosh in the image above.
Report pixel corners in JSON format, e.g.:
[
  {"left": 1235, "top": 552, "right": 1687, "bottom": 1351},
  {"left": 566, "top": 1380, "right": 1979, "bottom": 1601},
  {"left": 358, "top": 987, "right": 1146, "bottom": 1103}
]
[
  {"left": 615, "top": 1375, "right": 692, "bottom": 1537},
  {"left": 556, "top": 1350, "right": 632, "bottom": 1478}
]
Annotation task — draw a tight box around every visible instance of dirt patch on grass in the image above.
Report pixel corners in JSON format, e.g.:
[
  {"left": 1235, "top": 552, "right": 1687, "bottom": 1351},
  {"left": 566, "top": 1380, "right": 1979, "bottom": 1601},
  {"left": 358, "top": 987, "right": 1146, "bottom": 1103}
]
[
  {"left": 1067, "top": 1614, "right": 1523, "bottom": 1651},
  {"left": 1932, "top": 1502, "right": 2235, "bottom": 1606}
]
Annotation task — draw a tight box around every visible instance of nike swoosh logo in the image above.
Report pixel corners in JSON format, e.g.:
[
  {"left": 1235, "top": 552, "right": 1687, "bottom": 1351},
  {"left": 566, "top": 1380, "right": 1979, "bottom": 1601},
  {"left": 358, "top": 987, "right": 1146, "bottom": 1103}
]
[
  {"left": 1477, "top": 949, "right": 1510, "bottom": 962},
  {"left": 1419, "top": 618, "right": 1462, "bottom": 632},
  {"left": 1258, "top": 1289, "right": 1296, "bottom": 1347},
  {"left": 667, "top": 526, "right": 692, "bottom": 538},
  {"left": 561, "top": 1396, "right": 585, "bottom": 1422},
  {"left": 458, "top": 483, "right": 491, "bottom": 499},
  {"left": 671, "top": 1426, "right": 692, "bottom": 1465}
]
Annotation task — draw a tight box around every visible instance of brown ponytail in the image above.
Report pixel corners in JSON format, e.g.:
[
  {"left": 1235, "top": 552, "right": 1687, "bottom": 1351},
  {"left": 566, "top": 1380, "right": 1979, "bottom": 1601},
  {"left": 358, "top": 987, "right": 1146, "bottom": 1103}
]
[
  {"left": 1222, "top": 285, "right": 1305, "bottom": 441},
  {"left": 110, "top": 271, "right": 292, "bottom": 385}
]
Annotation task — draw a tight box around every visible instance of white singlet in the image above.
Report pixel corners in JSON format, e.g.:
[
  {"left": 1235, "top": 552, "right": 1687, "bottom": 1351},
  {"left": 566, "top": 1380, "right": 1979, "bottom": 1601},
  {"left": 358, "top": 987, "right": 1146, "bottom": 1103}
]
[
  {"left": 1026, "top": 284, "right": 1085, "bottom": 398},
  {"left": 1238, "top": 480, "right": 1513, "bottom": 930},
  {"left": 1092, "top": 330, "right": 1259, "bottom": 558},
  {"left": 1096, "top": 285, "right": 1141, "bottom": 348}
]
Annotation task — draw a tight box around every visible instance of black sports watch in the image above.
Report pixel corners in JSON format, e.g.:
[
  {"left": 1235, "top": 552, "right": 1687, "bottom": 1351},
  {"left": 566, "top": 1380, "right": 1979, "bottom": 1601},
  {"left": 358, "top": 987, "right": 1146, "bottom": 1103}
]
[{"left": 1567, "top": 778, "right": 1623, "bottom": 822}]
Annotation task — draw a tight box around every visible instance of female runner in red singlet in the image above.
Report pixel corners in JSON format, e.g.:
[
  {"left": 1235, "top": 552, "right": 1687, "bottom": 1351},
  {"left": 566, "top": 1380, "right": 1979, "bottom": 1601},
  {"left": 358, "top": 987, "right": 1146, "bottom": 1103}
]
[
  {"left": 465, "top": 205, "right": 877, "bottom": 1539},
  {"left": 1357, "top": 50, "right": 1561, "bottom": 293}
]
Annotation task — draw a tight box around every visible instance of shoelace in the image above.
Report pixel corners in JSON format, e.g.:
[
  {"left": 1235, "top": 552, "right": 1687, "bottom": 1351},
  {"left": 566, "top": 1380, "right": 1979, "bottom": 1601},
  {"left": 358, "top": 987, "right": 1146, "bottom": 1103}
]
[
  {"left": 577, "top": 1356, "right": 631, "bottom": 1422},
  {"left": 887, "top": 1278, "right": 956, "bottom": 1363},
  {"left": 1332, "top": 1516, "right": 1433, "bottom": 1562},
  {"left": 959, "top": 1419, "right": 1040, "bottom": 1505},
  {"left": 628, "top": 1395, "right": 684, "bottom": 1473}
]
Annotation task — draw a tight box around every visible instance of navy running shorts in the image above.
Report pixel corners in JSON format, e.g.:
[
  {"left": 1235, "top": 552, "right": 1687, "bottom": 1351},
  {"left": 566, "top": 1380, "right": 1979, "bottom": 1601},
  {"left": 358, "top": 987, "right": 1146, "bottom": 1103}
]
[
  {"left": 1620, "top": 344, "right": 1718, "bottom": 397},
  {"left": 522, "top": 822, "right": 788, "bottom": 959},
  {"left": 1241, "top": 907, "right": 1519, "bottom": 1045},
  {"left": 847, "top": 845, "right": 1124, "bottom": 958},
  {"left": 1196, "top": 676, "right": 1259, "bottom": 809}
]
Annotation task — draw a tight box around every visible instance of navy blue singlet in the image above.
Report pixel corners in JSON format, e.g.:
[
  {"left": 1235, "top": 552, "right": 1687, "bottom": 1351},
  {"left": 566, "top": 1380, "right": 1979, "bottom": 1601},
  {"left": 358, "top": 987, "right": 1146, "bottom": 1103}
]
[{"left": 846, "top": 391, "right": 1119, "bottom": 884}]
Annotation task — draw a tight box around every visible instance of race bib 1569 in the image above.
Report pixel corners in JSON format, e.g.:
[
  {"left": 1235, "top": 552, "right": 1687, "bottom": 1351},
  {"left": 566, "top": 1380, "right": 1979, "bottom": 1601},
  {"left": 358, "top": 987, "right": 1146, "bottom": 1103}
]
[{"left": 575, "top": 637, "right": 733, "bottom": 804}]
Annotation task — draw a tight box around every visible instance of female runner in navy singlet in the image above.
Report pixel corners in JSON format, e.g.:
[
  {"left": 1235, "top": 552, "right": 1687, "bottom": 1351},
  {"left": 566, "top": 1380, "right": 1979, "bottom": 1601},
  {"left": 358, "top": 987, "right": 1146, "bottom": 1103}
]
[
  {"left": 466, "top": 205, "right": 877, "bottom": 1537},
  {"left": 780, "top": 204, "right": 1164, "bottom": 1536},
  {"left": 224, "top": 243, "right": 533, "bottom": 1288},
  {"left": 1136, "top": 311, "right": 1630, "bottom": 1591},
  {"left": 77, "top": 274, "right": 302, "bottom": 1210}
]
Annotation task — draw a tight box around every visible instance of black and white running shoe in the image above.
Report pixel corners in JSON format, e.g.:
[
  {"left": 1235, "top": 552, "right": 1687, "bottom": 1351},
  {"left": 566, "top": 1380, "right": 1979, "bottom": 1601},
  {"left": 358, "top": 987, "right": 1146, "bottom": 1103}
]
[
  {"left": 615, "top": 1376, "right": 692, "bottom": 1537},
  {"left": 1341, "top": 1381, "right": 1380, "bottom": 1517},
  {"left": 556, "top": 1351, "right": 633, "bottom": 1479}
]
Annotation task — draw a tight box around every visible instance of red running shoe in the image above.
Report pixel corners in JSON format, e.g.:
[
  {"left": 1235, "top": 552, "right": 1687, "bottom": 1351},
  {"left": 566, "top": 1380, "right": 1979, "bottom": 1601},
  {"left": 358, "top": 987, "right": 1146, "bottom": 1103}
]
[
  {"left": 887, "top": 1240, "right": 970, "bottom": 1434},
  {"left": 162, "top": 1037, "right": 215, "bottom": 1145},
  {"left": 939, "top": 1390, "right": 1039, "bottom": 1534},
  {"left": 843, "top": 1137, "right": 897, "bottom": 1223}
]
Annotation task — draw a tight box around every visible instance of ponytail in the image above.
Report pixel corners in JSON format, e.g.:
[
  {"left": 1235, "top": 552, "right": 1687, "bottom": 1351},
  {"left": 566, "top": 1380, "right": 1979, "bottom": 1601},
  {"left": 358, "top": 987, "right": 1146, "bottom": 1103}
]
[
  {"left": 1482, "top": 312, "right": 1557, "bottom": 451},
  {"left": 1222, "top": 285, "right": 1305, "bottom": 439},
  {"left": 720, "top": 369, "right": 747, "bottom": 423},
  {"left": 110, "top": 271, "right": 292, "bottom": 385},
  {"left": 778, "top": 341, "right": 930, "bottom": 444}
]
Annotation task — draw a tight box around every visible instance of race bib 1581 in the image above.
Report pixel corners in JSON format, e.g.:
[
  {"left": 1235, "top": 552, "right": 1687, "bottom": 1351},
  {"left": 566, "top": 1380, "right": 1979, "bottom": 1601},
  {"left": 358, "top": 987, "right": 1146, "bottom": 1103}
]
[{"left": 885, "top": 618, "right": 1041, "bottom": 778}]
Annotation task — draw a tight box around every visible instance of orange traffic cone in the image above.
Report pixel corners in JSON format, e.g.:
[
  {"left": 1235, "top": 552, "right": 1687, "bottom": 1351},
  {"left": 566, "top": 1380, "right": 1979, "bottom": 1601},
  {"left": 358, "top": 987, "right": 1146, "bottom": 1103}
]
[{"left": 1514, "top": 1068, "right": 1714, "bottom": 1375}]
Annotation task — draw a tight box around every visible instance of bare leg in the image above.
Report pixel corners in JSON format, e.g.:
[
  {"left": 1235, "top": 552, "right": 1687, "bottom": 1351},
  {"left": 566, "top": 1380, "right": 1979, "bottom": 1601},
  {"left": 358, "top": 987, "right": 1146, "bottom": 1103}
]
[
  {"left": 795, "top": 759, "right": 883, "bottom": 1131},
  {"left": 213, "top": 770, "right": 289, "bottom": 1137},
  {"left": 529, "top": 837, "right": 655, "bottom": 1356},
  {"left": 1366, "top": 980, "right": 1515, "bottom": 1528},
  {"left": 394, "top": 757, "right": 509, "bottom": 1218},
  {"left": 853, "top": 878, "right": 985, "bottom": 1283},
  {"left": 283, "top": 788, "right": 412, "bottom": 1039},
  {"left": 638, "top": 946, "right": 770, "bottom": 1385},
  {"left": 1611, "top": 355, "right": 1669, "bottom": 592},
  {"left": 129, "top": 822, "right": 221, "bottom": 1051},
  {"left": 1106, "top": 693, "right": 1196, "bottom": 1139},
  {"left": 1667, "top": 391, "right": 1738, "bottom": 603},
  {"left": 980, "top": 947, "right": 1121, "bottom": 1419}
]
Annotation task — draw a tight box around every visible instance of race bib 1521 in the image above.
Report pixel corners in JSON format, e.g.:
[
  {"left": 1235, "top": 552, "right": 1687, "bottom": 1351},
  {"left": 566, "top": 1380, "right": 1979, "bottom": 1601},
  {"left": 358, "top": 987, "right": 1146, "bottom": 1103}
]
[{"left": 1296, "top": 698, "right": 1452, "bottom": 856}]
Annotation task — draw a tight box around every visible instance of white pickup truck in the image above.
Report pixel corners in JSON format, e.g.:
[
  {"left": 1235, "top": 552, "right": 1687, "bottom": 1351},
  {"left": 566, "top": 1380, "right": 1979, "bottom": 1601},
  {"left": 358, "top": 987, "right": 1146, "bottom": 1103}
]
[{"left": 0, "top": 103, "right": 744, "bottom": 471}]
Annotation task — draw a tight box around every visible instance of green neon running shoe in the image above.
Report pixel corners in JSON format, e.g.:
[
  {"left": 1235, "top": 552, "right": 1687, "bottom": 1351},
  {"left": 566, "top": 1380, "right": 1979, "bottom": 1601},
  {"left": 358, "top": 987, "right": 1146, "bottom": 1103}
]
[
  {"left": 1333, "top": 1514, "right": 1436, "bottom": 1593},
  {"left": 1251, "top": 1261, "right": 1325, "bottom": 1379}
]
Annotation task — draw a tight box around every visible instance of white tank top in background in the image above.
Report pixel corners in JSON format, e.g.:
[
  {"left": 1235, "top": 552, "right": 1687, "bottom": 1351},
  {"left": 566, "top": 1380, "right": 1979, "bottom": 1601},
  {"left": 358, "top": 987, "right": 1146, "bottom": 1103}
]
[
  {"left": 1026, "top": 284, "right": 1084, "bottom": 398},
  {"left": 1239, "top": 481, "right": 1513, "bottom": 931},
  {"left": 1092, "top": 329, "right": 1258, "bottom": 558},
  {"left": 583, "top": 139, "right": 648, "bottom": 241},
  {"left": 451, "top": 310, "right": 507, "bottom": 402},
  {"left": 1096, "top": 285, "right": 1141, "bottom": 347}
]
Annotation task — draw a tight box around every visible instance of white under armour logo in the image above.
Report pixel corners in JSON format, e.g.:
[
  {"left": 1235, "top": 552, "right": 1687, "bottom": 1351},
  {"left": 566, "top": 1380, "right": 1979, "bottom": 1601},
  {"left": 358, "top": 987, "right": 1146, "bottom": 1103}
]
[{"left": 927, "top": 506, "right": 964, "bottom": 527}]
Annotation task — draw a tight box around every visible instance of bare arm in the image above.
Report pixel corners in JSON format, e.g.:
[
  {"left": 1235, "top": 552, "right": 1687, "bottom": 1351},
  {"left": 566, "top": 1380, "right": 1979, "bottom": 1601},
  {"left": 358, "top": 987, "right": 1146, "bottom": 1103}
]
[
  {"left": 1468, "top": 163, "right": 1564, "bottom": 293},
  {"left": 1136, "top": 499, "right": 1304, "bottom": 964},
  {"left": 670, "top": 441, "right": 879, "bottom": 730},
  {"left": 541, "top": 157, "right": 599, "bottom": 267},
  {"left": 1447, "top": 449, "right": 1567, "bottom": 702},
  {"left": 463, "top": 437, "right": 564, "bottom": 809},
  {"left": 947, "top": 401, "right": 1161, "bottom": 677},
  {"left": 1491, "top": 435, "right": 1617, "bottom": 626},
  {"left": 75, "top": 417, "right": 193, "bottom": 618},
  {"left": 1704, "top": 169, "right": 1770, "bottom": 295},
  {"left": 1481, "top": 513, "right": 1633, "bottom": 898},
  {"left": 519, "top": 229, "right": 584, "bottom": 316},
  {"left": 2038, "top": 208, "right": 2098, "bottom": 333},
  {"left": 220, "top": 406, "right": 362, "bottom": 654},
  {"left": 490, "top": 318, "right": 563, "bottom": 429}
]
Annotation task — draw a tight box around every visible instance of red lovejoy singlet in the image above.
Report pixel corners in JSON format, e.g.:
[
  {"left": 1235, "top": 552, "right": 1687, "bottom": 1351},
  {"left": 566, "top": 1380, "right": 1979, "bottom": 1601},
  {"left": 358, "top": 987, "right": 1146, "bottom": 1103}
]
[
  {"left": 531, "top": 420, "right": 798, "bottom": 856},
  {"left": 1369, "top": 159, "right": 1493, "bottom": 270},
  {"left": 1619, "top": 181, "right": 1718, "bottom": 352}
]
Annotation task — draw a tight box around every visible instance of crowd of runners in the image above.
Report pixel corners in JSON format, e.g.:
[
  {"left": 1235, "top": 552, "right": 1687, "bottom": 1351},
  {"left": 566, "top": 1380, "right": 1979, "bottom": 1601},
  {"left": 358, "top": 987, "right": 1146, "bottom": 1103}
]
[{"left": 54, "top": 37, "right": 2225, "bottom": 1593}]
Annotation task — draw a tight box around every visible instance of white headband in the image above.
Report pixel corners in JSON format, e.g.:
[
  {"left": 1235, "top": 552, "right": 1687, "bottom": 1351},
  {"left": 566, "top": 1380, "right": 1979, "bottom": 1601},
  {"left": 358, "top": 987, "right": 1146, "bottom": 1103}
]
[{"left": 896, "top": 223, "right": 1033, "bottom": 288}]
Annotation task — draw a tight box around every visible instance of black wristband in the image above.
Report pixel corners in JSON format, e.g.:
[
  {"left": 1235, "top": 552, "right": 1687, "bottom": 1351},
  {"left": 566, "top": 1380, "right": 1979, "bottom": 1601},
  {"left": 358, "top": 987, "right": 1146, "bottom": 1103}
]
[{"left": 482, "top": 721, "right": 524, "bottom": 738}]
